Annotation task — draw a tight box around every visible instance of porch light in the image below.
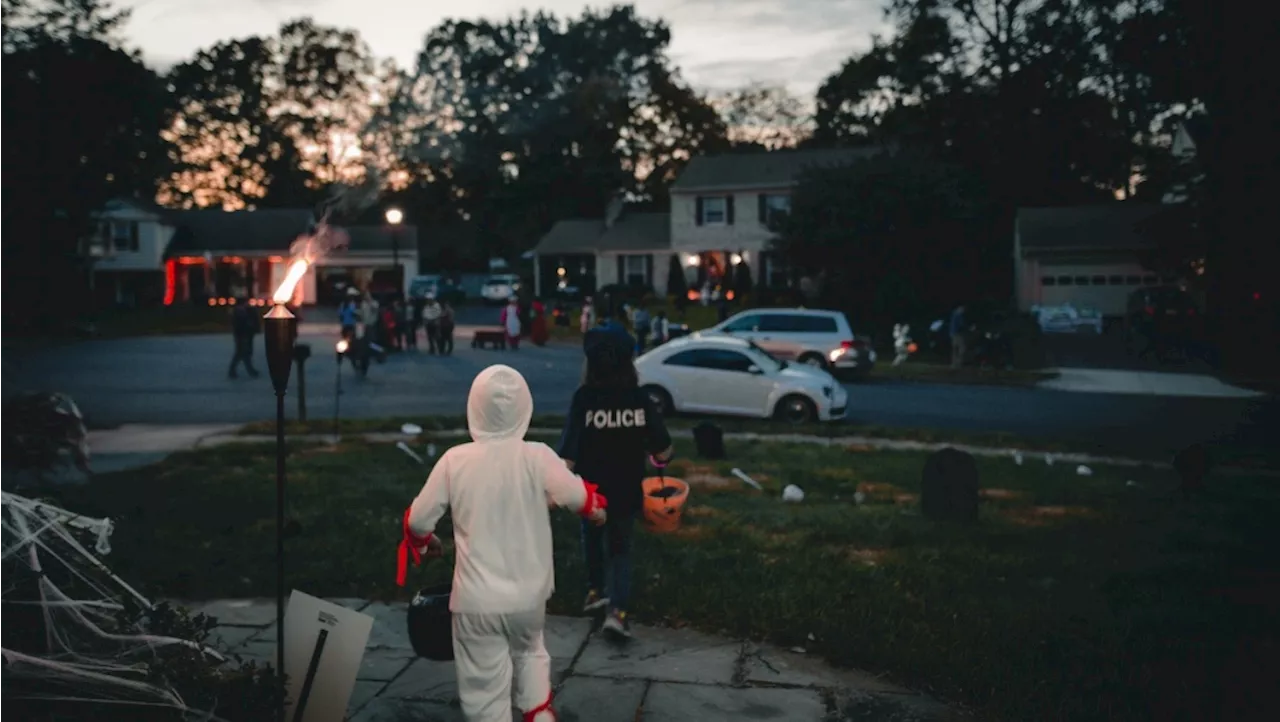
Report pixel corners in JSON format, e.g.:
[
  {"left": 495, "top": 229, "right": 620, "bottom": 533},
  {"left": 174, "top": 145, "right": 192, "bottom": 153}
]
[
  {"left": 685, "top": 254, "right": 700, "bottom": 267},
  {"left": 730, "top": 253, "right": 742, "bottom": 266}
]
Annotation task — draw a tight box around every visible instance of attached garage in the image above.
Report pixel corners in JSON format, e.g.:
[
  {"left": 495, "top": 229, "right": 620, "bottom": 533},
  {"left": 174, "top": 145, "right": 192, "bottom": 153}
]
[{"left": 1014, "top": 204, "right": 1176, "bottom": 317}]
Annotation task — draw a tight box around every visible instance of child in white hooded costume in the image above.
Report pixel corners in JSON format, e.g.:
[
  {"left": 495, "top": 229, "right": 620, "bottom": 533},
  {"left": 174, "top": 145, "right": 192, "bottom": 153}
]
[{"left": 397, "top": 364, "right": 606, "bottom": 722}]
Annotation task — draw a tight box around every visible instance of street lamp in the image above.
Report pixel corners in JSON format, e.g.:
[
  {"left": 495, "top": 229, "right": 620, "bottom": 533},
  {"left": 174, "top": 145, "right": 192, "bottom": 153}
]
[{"left": 385, "top": 208, "right": 403, "bottom": 297}]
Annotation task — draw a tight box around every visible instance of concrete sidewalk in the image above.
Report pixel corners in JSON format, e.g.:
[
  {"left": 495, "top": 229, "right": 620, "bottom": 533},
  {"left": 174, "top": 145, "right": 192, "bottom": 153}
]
[
  {"left": 1040, "top": 368, "right": 1265, "bottom": 398},
  {"left": 194, "top": 598, "right": 951, "bottom": 722}
]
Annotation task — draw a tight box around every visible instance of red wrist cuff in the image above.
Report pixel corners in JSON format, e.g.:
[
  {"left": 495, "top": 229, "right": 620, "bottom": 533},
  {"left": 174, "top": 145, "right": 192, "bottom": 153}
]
[
  {"left": 396, "top": 508, "right": 434, "bottom": 587},
  {"left": 578, "top": 481, "right": 608, "bottom": 518}
]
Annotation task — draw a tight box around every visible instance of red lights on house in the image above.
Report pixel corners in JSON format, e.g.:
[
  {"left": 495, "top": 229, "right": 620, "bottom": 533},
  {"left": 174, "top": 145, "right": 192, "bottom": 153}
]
[{"left": 164, "top": 259, "right": 177, "bottom": 306}]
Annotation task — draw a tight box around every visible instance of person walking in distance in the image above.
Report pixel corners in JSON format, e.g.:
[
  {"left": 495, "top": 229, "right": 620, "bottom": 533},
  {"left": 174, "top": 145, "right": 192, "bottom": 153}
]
[
  {"left": 501, "top": 297, "right": 523, "bottom": 351},
  {"left": 558, "top": 331, "right": 673, "bottom": 640},
  {"left": 438, "top": 301, "right": 456, "bottom": 355},
  {"left": 423, "top": 294, "right": 443, "bottom": 354},
  {"left": 950, "top": 304, "right": 968, "bottom": 368},
  {"left": 228, "top": 295, "right": 261, "bottom": 379},
  {"left": 631, "top": 305, "right": 651, "bottom": 354}
]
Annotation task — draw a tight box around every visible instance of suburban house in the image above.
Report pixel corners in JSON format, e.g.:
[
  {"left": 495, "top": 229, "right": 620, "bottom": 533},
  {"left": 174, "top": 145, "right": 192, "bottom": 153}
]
[
  {"left": 1013, "top": 204, "right": 1177, "bottom": 316},
  {"left": 90, "top": 198, "right": 418, "bottom": 307},
  {"left": 530, "top": 147, "right": 885, "bottom": 298},
  {"left": 1013, "top": 116, "right": 1206, "bottom": 317}
]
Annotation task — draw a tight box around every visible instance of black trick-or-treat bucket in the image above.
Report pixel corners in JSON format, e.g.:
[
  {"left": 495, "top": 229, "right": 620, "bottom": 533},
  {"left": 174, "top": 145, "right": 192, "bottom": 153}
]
[{"left": 407, "top": 583, "right": 454, "bottom": 661}]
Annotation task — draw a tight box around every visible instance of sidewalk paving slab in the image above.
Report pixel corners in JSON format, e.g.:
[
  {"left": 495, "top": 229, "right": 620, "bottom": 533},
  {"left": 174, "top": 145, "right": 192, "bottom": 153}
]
[
  {"left": 743, "top": 642, "right": 910, "bottom": 695},
  {"left": 572, "top": 624, "right": 740, "bottom": 685},
  {"left": 194, "top": 597, "right": 954, "bottom": 722},
  {"left": 554, "top": 677, "right": 647, "bottom": 722},
  {"left": 642, "top": 683, "right": 827, "bottom": 722}
]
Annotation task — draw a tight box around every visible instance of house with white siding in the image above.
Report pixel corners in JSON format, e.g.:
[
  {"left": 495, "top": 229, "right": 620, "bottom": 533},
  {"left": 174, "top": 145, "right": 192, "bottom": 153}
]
[{"left": 531, "top": 147, "right": 884, "bottom": 298}]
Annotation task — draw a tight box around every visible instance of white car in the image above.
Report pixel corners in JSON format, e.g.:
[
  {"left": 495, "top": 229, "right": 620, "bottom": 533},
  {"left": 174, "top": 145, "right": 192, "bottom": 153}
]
[
  {"left": 636, "top": 334, "right": 848, "bottom": 424},
  {"left": 704, "top": 308, "right": 877, "bottom": 379},
  {"left": 480, "top": 274, "right": 522, "bottom": 304}
]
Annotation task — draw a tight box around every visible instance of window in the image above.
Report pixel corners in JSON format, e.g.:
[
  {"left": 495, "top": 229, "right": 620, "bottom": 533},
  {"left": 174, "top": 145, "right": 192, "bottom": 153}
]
[
  {"left": 1057, "top": 276, "right": 1074, "bottom": 286},
  {"left": 721, "top": 314, "right": 762, "bottom": 333},
  {"left": 699, "top": 196, "right": 728, "bottom": 225},
  {"left": 759, "top": 194, "right": 791, "bottom": 227},
  {"left": 1074, "top": 276, "right": 1089, "bottom": 286},
  {"left": 663, "top": 348, "right": 755, "bottom": 372},
  {"left": 760, "top": 314, "right": 838, "bottom": 333},
  {"left": 112, "top": 221, "right": 139, "bottom": 252},
  {"left": 1108, "top": 275, "right": 1125, "bottom": 285},
  {"left": 1041, "top": 276, "right": 1057, "bottom": 286},
  {"left": 1092, "top": 275, "right": 1107, "bottom": 286},
  {"left": 700, "top": 349, "right": 756, "bottom": 373},
  {"left": 622, "top": 254, "right": 648, "bottom": 286}
]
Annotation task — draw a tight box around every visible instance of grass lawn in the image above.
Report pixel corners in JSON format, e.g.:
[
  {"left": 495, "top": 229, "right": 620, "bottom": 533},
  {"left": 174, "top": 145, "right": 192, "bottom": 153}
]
[{"left": 63, "top": 437, "right": 1279, "bottom": 721}]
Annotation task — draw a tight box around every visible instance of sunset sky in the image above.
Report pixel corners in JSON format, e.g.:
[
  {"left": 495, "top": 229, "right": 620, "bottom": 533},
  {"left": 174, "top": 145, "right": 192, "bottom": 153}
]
[{"left": 117, "top": 0, "right": 889, "bottom": 97}]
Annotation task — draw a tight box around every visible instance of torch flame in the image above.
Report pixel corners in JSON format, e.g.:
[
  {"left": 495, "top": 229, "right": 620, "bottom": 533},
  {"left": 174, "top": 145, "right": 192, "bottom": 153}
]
[{"left": 273, "top": 259, "right": 309, "bottom": 305}]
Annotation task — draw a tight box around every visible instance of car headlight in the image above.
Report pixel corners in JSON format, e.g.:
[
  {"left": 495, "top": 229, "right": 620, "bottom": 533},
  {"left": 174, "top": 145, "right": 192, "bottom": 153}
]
[
  {"left": 822, "top": 385, "right": 833, "bottom": 398},
  {"left": 828, "top": 348, "right": 845, "bottom": 362}
]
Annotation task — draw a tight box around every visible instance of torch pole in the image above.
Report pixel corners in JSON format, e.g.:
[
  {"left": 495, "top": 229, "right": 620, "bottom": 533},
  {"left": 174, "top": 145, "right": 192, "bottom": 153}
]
[
  {"left": 334, "top": 355, "right": 343, "bottom": 442},
  {"left": 275, "top": 389, "right": 286, "bottom": 722},
  {"left": 263, "top": 303, "right": 297, "bottom": 722}
]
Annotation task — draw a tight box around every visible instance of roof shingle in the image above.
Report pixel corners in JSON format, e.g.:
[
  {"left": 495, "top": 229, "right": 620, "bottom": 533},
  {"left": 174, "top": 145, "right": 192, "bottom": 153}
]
[
  {"left": 533, "top": 213, "right": 670, "bottom": 255},
  {"left": 669, "top": 147, "right": 888, "bottom": 192},
  {"left": 1016, "top": 204, "right": 1167, "bottom": 252}
]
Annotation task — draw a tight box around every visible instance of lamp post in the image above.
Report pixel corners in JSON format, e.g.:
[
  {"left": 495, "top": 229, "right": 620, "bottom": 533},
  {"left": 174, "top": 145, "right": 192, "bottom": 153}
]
[
  {"left": 385, "top": 208, "right": 403, "bottom": 297},
  {"left": 334, "top": 339, "right": 349, "bottom": 443}
]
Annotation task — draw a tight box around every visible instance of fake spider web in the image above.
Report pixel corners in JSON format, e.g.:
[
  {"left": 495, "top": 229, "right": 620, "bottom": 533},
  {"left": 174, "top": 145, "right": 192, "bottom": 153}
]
[{"left": 2, "top": 492, "right": 236, "bottom": 720}]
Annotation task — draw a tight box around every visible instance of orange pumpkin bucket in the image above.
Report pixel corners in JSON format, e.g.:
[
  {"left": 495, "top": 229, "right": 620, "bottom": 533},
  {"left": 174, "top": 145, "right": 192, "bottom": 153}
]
[{"left": 642, "top": 476, "right": 690, "bottom": 533}]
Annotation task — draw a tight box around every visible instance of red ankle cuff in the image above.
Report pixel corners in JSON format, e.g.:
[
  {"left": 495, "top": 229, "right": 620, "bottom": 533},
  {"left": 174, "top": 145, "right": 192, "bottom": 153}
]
[{"left": 522, "top": 693, "right": 556, "bottom": 722}]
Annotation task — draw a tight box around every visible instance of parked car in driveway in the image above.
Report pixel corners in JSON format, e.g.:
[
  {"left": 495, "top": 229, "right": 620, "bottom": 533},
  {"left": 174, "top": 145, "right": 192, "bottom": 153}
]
[
  {"left": 635, "top": 334, "right": 848, "bottom": 424},
  {"left": 702, "top": 308, "right": 876, "bottom": 379}
]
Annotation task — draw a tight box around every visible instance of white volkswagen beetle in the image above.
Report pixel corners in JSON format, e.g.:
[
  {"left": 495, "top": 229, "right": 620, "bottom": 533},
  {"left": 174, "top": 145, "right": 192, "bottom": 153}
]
[{"left": 635, "top": 334, "right": 848, "bottom": 424}]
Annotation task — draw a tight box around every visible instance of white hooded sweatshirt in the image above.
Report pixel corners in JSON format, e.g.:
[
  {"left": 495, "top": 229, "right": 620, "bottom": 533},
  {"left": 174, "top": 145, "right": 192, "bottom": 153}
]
[{"left": 407, "top": 364, "right": 590, "bottom": 613}]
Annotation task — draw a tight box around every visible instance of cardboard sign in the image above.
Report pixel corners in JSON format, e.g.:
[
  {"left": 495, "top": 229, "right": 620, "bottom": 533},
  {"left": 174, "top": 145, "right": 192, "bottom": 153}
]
[{"left": 283, "top": 591, "right": 375, "bottom": 722}]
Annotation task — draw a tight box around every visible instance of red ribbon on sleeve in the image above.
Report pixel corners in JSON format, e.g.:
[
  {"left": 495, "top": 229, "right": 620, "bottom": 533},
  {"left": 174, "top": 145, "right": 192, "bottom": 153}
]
[
  {"left": 579, "top": 481, "right": 608, "bottom": 518},
  {"left": 396, "top": 507, "right": 434, "bottom": 587}
]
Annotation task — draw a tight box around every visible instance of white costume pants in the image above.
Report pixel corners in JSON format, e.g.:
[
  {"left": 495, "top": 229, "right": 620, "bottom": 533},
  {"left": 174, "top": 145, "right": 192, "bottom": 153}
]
[{"left": 452, "top": 608, "right": 554, "bottom": 722}]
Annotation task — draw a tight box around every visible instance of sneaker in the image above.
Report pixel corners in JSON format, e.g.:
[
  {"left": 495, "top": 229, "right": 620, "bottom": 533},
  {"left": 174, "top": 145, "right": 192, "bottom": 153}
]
[
  {"left": 582, "top": 589, "right": 609, "bottom": 612},
  {"left": 602, "top": 610, "right": 632, "bottom": 640}
]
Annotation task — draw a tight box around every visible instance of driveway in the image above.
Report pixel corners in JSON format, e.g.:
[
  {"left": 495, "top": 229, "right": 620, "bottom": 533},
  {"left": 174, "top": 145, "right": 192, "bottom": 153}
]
[{"left": 4, "top": 331, "right": 1274, "bottom": 463}]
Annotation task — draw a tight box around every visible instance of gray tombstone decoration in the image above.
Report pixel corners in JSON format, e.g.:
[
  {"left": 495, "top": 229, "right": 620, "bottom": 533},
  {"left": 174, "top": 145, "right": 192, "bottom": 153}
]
[{"left": 920, "top": 448, "right": 980, "bottom": 523}]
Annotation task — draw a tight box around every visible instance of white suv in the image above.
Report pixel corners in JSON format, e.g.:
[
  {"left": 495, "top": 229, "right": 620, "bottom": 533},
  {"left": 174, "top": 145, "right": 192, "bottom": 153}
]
[
  {"left": 705, "top": 308, "right": 877, "bottom": 379},
  {"left": 480, "top": 274, "right": 521, "bottom": 304}
]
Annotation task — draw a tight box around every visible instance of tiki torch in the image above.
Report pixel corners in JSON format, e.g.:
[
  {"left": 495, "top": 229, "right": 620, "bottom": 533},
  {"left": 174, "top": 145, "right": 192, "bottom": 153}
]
[{"left": 264, "top": 259, "right": 305, "bottom": 722}]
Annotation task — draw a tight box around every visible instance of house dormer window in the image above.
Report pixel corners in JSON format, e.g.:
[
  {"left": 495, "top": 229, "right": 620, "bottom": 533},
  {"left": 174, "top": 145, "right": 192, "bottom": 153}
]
[
  {"left": 696, "top": 196, "right": 732, "bottom": 226},
  {"left": 102, "top": 220, "right": 140, "bottom": 252}
]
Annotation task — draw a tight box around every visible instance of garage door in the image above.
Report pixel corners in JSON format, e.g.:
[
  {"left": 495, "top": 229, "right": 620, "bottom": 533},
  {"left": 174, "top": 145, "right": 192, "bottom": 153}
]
[{"left": 1037, "top": 264, "right": 1173, "bottom": 316}]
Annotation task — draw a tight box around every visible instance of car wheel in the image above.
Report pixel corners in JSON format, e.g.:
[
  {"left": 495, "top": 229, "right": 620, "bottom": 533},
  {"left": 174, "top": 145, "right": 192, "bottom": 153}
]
[
  {"left": 643, "top": 385, "right": 674, "bottom": 415},
  {"left": 799, "top": 352, "right": 829, "bottom": 371},
  {"left": 774, "top": 394, "right": 816, "bottom": 425}
]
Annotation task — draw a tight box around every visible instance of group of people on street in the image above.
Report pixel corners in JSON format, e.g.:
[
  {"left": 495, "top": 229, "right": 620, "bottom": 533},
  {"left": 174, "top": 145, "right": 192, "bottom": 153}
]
[
  {"left": 498, "top": 297, "right": 551, "bottom": 350},
  {"left": 398, "top": 319, "right": 671, "bottom": 722},
  {"left": 338, "top": 288, "right": 457, "bottom": 358}
]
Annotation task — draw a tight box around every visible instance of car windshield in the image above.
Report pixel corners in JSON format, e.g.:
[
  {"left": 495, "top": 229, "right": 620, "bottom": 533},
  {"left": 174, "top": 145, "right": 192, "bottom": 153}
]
[{"left": 746, "top": 341, "right": 786, "bottom": 371}]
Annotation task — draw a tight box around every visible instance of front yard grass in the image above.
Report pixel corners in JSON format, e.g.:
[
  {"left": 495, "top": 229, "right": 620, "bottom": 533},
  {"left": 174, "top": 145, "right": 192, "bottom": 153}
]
[{"left": 63, "top": 437, "right": 1279, "bottom": 721}]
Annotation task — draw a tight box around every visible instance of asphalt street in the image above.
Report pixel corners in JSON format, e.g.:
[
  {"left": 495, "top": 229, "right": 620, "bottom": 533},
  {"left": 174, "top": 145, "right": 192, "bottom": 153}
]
[{"left": 4, "top": 327, "right": 1275, "bottom": 462}]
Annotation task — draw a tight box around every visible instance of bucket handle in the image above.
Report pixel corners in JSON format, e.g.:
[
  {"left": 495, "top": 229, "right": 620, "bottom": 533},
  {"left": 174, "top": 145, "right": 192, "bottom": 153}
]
[{"left": 649, "top": 454, "right": 668, "bottom": 493}]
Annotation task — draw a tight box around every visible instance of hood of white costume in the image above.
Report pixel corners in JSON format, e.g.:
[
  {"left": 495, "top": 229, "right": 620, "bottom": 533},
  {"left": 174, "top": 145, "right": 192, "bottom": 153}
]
[{"left": 467, "top": 364, "right": 533, "bottom": 442}]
